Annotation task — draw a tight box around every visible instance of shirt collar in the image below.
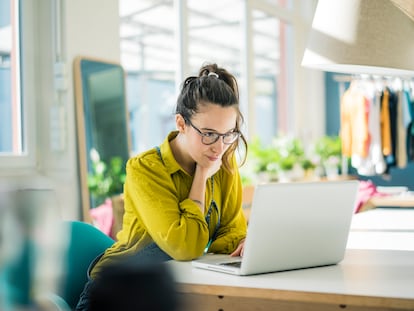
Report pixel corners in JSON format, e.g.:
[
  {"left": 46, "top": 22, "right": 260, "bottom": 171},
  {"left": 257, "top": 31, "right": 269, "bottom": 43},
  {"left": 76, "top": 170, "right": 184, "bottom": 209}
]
[{"left": 159, "top": 131, "right": 187, "bottom": 176}]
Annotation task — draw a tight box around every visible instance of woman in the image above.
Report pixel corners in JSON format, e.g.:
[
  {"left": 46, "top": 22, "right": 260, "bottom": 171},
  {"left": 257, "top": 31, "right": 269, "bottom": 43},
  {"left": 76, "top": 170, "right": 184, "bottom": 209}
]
[{"left": 76, "top": 63, "right": 248, "bottom": 310}]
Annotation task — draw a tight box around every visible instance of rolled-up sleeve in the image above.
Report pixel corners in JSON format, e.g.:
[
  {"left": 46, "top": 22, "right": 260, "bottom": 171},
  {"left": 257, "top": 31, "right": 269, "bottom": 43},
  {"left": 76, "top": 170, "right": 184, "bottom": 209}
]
[
  {"left": 125, "top": 155, "right": 210, "bottom": 260},
  {"left": 207, "top": 157, "right": 247, "bottom": 254}
]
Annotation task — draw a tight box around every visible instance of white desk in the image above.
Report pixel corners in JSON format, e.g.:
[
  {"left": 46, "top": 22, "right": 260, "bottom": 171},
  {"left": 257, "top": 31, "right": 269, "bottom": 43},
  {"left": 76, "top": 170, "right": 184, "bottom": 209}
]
[
  {"left": 168, "top": 249, "right": 414, "bottom": 311},
  {"left": 167, "top": 208, "right": 414, "bottom": 311},
  {"left": 348, "top": 207, "right": 414, "bottom": 251}
]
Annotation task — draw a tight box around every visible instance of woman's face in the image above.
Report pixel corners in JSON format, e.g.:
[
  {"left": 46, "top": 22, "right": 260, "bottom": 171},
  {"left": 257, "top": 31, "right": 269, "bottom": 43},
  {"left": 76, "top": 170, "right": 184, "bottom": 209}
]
[{"left": 182, "top": 103, "right": 238, "bottom": 168}]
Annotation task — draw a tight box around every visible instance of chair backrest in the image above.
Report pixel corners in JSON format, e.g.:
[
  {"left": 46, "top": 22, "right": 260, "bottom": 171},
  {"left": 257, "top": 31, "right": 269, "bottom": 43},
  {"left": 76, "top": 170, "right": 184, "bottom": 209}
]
[{"left": 59, "top": 221, "right": 114, "bottom": 309}]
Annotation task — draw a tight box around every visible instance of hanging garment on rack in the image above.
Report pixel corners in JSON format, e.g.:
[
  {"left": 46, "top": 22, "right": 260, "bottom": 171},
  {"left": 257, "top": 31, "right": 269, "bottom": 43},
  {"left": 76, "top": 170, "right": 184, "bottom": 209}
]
[
  {"left": 396, "top": 90, "right": 408, "bottom": 168},
  {"left": 352, "top": 88, "right": 387, "bottom": 176},
  {"left": 406, "top": 89, "right": 414, "bottom": 161},
  {"left": 408, "top": 122, "right": 414, "bottom": 161},
  {"left": 384, "top": 88, "right": 399, "bottom": 169},
  {"left": 368, "top": 91, "right": 387, "bottom": 175},
  {"left": 380, "top": 88, "right": 392, "bottom": 157},
  {"left": 340, "top": 82, "right": 371, "bottom": 160},
  {"left": 402, "top": 89, "right": 412, "bottom": 130}
]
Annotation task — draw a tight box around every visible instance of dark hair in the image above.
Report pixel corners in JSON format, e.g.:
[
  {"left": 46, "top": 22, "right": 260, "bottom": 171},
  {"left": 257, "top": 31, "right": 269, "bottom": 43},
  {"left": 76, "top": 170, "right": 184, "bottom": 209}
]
[{"left": 176, "top": 63, "right": 248, "bottom": 171}]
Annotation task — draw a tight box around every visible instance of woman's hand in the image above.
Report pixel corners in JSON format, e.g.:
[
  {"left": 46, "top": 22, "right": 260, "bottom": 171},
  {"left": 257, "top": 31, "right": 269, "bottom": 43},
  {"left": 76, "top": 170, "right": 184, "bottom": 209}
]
[
  {"left": 230, "top": 239, "right": 245, "bottom": 257},
  {"left": 195, "top": 158, "right": 222, "bottom": 181},
  {"left": 189, "top": 160, "right": 222, "bottom": 212}
]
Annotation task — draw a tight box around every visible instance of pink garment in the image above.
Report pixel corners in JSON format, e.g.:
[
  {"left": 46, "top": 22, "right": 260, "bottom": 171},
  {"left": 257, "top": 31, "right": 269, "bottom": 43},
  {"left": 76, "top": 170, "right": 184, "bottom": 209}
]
[
  {"left": 89, "top": 198, "right": 114, "bottom": 238},
  {"left": 354, "top": 180, "right": 388, "bottom": 213}
]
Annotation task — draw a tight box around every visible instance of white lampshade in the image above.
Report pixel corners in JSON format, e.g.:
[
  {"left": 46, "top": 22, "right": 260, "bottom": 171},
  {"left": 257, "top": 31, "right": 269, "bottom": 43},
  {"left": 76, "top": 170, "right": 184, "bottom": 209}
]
[{"left": 302, "top": 0, "right": 414, "bottom": 76}]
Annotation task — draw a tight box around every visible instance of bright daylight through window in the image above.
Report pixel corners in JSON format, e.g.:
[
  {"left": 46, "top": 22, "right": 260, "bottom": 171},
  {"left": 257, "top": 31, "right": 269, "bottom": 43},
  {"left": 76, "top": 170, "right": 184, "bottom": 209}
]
[
  {"left": 119, "top": 0, "right": 293, "bottom": 154},
  {"left": 0, "top": 0, "right": 23, "bottom": 156}
]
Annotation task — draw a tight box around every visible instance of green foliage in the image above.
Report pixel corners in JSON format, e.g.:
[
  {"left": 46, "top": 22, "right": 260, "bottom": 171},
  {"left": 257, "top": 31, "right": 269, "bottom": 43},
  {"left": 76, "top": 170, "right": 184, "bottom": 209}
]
[
  {"left": 314, "top": 135, "right": 342, "bottom": 164},
  {"left": 247, "top": 136, "right": 309, "bottom": 173},
  {"left": 248, "top": 137, "right": 279, "bottom": 173},
  {"left": 88, "top": 149, "right": 126, "bottom": 207},
  {"left": 314, "top": 135, "right": 341, "bottom": 159},
  {"left": 300, "top": 158, "right": 316, "bottom": 170},
  {"left": 271, "top": 135, "right": 305, "bottom": 171},
  {"left": 242, "top": 135, "right": 343, "bottom": 184}
]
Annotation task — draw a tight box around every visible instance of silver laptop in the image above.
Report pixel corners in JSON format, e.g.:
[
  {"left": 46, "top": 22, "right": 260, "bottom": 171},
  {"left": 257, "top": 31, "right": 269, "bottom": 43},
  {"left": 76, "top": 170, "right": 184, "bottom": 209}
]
[{"left": 192, "top": 180, "right": 359, "bottom": 275}]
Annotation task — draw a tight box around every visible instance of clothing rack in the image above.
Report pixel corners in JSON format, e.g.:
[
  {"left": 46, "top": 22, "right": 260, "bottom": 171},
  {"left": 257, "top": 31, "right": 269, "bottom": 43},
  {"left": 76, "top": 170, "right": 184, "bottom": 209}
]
[
  {"left": 339, "top": 75, "right": 414, "bottom": 177},
  {"left": 333, "top": 74, "right": 414, "bottom": 84}
]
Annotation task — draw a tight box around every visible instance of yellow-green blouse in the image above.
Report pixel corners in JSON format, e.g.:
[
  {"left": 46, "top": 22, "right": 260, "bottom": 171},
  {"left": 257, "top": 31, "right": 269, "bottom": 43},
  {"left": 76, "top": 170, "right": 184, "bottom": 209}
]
[{"left": 91, "top": 131, "right": 247, "bottom": 278}]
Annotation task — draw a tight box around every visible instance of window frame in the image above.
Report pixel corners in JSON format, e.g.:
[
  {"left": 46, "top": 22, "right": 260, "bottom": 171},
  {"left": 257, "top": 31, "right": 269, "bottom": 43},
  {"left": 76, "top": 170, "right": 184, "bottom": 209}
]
[{"left": 0, "top": 0, "right": 37, "bottom": 171}]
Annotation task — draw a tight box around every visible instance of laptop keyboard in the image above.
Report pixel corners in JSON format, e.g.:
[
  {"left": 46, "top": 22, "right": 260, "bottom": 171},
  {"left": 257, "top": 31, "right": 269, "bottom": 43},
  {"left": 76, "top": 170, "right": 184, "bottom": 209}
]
[{"left": 220, "top": 261, "right": 242, "bottom": 268}]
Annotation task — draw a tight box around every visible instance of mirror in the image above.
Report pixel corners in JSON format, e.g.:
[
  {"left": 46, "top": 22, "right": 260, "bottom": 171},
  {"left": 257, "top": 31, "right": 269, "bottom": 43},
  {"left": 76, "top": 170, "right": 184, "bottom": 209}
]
[{"left": 74, "top": 56, "right": 130, "bottom": 221}]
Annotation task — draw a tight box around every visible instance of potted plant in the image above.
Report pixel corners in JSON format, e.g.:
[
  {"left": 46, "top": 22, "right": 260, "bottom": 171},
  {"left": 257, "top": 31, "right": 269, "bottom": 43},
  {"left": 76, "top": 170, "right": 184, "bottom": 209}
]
[
  {"left": 271, "top": 135, "right": 306, "bottom": 182},
  {"left": 314, "top": 135, "right": 342, "bottom": 178},
  {"left": 245, "top": 135, "right": 308, "bottom": 183},
  {"left": 88, "top": 148, "right": 126, "bottom": 208},
  {"left": 300, "top": 157, "right": 318, "bottom": 180},
  {"left": 246, "top": 137, "right": 280, "bottom": 182}
]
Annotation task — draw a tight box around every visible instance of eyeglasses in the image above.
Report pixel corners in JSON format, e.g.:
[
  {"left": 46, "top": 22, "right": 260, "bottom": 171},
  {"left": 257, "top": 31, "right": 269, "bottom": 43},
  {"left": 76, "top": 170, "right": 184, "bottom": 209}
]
[{"left": 186, "top": 118, "right": 240, "bottom": 145}]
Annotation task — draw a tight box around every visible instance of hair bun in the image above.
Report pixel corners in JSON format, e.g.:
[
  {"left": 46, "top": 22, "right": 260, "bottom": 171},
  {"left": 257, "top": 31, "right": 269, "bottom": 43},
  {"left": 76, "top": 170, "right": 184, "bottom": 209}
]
[{"left": 208, "top": 72, "right": 219, "bottom": 78}]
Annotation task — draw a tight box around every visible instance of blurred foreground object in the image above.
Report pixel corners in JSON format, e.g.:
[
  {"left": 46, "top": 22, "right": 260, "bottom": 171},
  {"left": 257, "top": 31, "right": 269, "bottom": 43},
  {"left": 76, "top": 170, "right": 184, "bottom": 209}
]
[
  {"left": 0, "top": 181, "right": 69, "bottom": 310},
  {"left": 89, "top": 255, "right": 179, "bottom": 311}
]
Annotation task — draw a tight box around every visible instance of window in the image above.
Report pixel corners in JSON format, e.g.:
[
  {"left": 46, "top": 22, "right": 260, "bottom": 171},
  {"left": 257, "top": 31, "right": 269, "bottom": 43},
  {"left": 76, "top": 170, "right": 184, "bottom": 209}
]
[
  {"left": 0, "top": 0, "right": 35, "bottom": 169},
  {"left": 119, "top": 0, "right": 295, "bottom": 154},
  {"left": 0, "top": 0, "right": 22, "bottom": 155},
  {"left": 251, "top": 9, "right": 292, "bottom": 143}
]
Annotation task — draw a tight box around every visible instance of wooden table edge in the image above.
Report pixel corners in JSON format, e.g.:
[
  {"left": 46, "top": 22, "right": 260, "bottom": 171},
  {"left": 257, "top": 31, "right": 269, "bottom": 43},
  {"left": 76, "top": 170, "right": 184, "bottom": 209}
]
[{"left": 176, "top": 283, "right": 414, "bottom": 310}]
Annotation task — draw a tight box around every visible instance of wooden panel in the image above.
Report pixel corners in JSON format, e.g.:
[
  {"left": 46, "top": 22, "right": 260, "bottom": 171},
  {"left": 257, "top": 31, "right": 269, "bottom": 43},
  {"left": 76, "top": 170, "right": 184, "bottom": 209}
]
[
  {"left": 176, "top": 284, "right": 414, "bottom": 311},
  {"left": 178, "top": 293, "right": 410, "bottom": 311}
]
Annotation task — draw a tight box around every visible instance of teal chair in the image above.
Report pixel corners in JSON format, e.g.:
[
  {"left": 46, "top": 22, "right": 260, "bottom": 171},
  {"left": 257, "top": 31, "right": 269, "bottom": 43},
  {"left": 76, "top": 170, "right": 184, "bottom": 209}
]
[{"left": 59, "top": 220, "right": 114, "bottom": 309}]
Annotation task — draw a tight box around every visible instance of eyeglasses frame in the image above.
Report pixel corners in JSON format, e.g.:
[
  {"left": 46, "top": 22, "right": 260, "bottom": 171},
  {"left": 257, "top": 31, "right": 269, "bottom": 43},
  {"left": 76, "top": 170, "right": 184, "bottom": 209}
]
[{"left": 185, "top": 117, "right": 240, "bottom": 145}]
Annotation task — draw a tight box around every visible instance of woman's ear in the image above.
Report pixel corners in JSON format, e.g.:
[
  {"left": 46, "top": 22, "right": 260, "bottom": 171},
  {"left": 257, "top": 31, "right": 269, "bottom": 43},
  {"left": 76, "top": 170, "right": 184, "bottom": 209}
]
[{"left": 176, "top": 114, "right": 186, "bottom": 132}]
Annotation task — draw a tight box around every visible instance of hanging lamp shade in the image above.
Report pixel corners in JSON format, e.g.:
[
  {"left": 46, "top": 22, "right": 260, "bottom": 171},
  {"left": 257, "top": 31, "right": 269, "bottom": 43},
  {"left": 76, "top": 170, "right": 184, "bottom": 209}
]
[{"left": 302, "top": 0, "right": 414, "bottom": 76}]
